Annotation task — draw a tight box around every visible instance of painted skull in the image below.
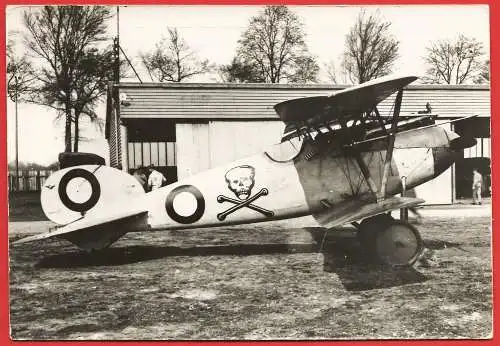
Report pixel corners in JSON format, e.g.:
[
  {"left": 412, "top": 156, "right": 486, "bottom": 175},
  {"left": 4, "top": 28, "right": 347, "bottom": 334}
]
[{"left": 225, "top": 165, "right": 255, "bottom": 200}]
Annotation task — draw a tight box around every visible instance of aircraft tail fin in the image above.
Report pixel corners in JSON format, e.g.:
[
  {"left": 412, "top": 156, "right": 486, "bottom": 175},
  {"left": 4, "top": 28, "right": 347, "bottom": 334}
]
[
  {"left": 41, "top": 165, "right": 146, "bottom": 226},
  {"left": 14, "top": 164, "right": 149, "bottom": 251}
]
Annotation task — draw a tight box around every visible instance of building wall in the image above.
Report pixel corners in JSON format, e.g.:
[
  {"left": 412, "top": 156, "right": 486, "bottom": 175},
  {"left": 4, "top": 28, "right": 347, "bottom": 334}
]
[
  {"left": 120, "top": 124, "right": 128, "bottom": 170},
  {"left": 107, "top": 97, "right": 121, "bottom": 167},
  {"left": 117, "top": 83, "right": 490, "bottom": 121}
]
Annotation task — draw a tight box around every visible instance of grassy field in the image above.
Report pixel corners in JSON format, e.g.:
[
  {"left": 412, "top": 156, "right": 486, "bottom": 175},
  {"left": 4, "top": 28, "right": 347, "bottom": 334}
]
[{"left": 8, "top": 214, "right": 492, "bottom": 340}]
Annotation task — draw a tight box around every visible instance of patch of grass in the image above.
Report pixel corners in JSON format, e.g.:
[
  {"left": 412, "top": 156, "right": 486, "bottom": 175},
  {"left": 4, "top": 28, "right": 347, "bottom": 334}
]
[{"left": 9, "top": 192, "right": 47, "bottom": 221}]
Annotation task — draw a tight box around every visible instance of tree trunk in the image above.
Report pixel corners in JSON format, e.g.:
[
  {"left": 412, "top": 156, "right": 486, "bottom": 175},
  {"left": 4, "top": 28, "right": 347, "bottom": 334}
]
[
  {"left": 73, "top": 112, "right": 79, "bottom": 152},
  {"left": 64, "top": 103, "right": 72, "bottom": 152}
]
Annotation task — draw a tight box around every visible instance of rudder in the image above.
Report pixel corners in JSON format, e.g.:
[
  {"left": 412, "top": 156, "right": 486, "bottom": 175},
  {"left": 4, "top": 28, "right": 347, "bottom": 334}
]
[{"left": 41, "top": 165, "right": 146, "bottom": 225}]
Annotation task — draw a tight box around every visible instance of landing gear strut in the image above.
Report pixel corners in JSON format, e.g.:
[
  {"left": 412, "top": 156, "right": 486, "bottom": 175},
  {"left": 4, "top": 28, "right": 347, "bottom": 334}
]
[{"left": 357, "top": 214, "right": 423, "bottom": 266}]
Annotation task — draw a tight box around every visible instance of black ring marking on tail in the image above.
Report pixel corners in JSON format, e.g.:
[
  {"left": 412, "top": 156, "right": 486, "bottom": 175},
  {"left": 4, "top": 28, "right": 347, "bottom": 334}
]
[
  {"left": 165, "top": 185, "right": 205, "bottom": 224},
  {"left": 58, "top": 168, "right": 101, "bottom": 213}
]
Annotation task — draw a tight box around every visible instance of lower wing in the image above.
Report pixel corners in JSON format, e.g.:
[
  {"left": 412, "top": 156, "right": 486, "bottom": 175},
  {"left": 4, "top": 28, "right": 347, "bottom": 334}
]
[{"left": 313, "top": 196, "right": 425, "bottom": 229}]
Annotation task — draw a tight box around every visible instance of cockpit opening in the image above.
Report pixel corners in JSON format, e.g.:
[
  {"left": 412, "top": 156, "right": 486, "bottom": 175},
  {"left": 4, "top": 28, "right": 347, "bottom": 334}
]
[{"left": 264, "top": 136, "right": 304, "bottom": 162}]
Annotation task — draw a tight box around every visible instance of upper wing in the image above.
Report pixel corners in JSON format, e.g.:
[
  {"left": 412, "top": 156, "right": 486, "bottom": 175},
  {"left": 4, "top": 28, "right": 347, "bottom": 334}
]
[
  {"left": 13, "top": 208, "right": 148, "bottom": 244},
  {"left": 313, "top": 196, "right": 425, "bottom": 229},
  {"left": 274, "top": 75, "right": 418, "bottom": 124}
]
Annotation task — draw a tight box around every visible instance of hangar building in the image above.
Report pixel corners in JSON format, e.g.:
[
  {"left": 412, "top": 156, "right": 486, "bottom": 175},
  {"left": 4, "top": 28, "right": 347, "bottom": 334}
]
[{"left": 105, "top": 82, "right": 490, "bottom": 204}]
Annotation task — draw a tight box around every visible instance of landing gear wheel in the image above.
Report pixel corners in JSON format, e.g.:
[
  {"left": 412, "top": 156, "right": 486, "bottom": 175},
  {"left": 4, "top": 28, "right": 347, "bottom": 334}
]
[
  {"left": 357, "top": 214, "right": 393, "bottom": 249},
  {"left": 374, "top": 221, "right": 423, "bottom": 266}
]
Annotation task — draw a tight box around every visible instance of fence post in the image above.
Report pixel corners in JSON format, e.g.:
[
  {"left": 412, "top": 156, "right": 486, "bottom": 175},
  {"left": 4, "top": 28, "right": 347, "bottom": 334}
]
[
  {"left": 36, "top": 170, "right": 41, "bottom": 191},
  {"left": 22, "top": 171, "right": 26, "bottom": 192},
  {"left": 9, "top": 169, "right": 54, "bottom": 192}
]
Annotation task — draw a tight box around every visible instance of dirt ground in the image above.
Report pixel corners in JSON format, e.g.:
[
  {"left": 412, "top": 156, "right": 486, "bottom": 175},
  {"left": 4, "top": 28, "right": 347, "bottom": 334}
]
[{"left": 8, "top": 212, "right": 492, "bottom": 341}]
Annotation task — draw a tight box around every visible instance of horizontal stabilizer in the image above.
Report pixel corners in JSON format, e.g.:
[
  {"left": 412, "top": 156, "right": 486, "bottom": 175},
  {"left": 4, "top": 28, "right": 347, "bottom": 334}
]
[
  {"left": 13, "top": 209, "right": 148, "bottom": 245},
  {"left": 313, "top": 196, "right": 425, "bottom": 229}
]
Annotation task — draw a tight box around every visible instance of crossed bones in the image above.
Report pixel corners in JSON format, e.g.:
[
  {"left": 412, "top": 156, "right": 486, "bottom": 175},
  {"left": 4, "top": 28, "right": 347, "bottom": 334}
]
[{"left": 217, "top": 188, "right": 275, "bottom": 221}]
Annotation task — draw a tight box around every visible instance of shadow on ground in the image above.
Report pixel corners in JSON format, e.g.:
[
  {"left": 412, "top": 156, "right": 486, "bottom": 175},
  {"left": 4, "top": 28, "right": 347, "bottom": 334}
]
[
  {"left": 34, "top": 242, "right": 319, "bottom": 268},
  {"left": 32, "top": 226, "right": 441, "bottom": 292},
  {"left": 305, "top": 227, "right": 429, "bottom": 291}
]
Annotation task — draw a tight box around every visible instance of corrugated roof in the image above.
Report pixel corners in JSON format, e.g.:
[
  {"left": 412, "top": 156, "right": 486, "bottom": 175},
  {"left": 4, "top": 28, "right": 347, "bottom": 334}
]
[{"left": 116, "top": 82, "right": 490, "bottom": 120}]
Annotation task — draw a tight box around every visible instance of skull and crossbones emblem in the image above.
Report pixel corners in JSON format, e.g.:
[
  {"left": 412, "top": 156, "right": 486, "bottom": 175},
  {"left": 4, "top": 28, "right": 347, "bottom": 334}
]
[{"left": 217, "top": 165, "right": 274, "bottom": 221}]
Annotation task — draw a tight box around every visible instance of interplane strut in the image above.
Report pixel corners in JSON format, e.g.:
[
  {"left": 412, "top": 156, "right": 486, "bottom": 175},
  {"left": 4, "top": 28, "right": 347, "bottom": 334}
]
[
  {"left": 377, "top": 89, "right": 403, "bottom": 202},
  {"left": 336, "top": 89, "right": 404, "bottom": 203}
]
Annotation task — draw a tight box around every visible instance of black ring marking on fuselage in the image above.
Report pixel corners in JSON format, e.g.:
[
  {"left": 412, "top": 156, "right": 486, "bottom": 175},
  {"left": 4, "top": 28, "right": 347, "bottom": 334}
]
[
  {"left": 58, "top": 168, "right": 101, "bottom": 213},
  {"left": 165, "top": 185, "right": 205, "bottom": 224}
]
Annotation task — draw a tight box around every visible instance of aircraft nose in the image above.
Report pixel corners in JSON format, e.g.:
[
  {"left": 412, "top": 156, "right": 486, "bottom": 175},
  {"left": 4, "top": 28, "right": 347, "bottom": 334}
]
[
  {"left": 449, "top": 135, "right": 477, "bottom": 151},
  {"left": 445, "top": 129, "right": 477, "bottom": 151},
  {"left": 432, "top": 130, "right": 476, "bottom": 177},
  {"left": 432, "top": 147, "right": 456, "bottom": 177}
]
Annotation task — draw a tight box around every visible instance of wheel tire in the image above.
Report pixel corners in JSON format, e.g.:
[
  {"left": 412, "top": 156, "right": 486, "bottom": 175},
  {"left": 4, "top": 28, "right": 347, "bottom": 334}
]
[
  {"left": 374, "top": 221, "right": 423, "bottom": 266},
  {"left": 357, "top": 214, "right": 393, "bottom": 250}
]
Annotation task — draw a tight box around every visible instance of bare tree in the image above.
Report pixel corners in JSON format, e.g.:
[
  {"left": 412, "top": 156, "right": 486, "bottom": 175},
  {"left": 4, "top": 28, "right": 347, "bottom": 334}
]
[
  {"left": 7, "top": 37, "right": 36, "bottom": 102},
  {"left": 141, "top": 27, "right": 211, "bottom": 82},
  {"left": 474, "top": 59, "right": 490, "bottom": 84},
  {"left": 218, "top": 57, "right": 266, "bottom": 83},
  {"left": 23, "top": 6, "right": 114, "bottom": 152},
  {"left": 288, "top": 56, "right": 319, "bottom": 83},
  {"left": 231, "top": 5, "right": 319, "bottom": 83},
  {"left": 423, "top": 35, "right": 484, "bottom": 84},
  {"left": 65, "top": 48, "right": 115, "bottom": 151},
  {"left": 342, "top": 9, "right": 400, "bottom": 84},
  {"left": 323, "top": 60, "right": 339, "bottom": 84}
]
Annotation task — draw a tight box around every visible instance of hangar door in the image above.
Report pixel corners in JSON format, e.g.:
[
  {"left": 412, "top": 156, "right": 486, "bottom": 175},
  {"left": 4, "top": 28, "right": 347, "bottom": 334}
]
[
  {"left": 176, "top": 121, "right": 285, "bottom": 180},
  {"left": 208, "top": 121, "right": 285, "bottom": 167},
  {"left": 453, "top": 117, "right": 491, "bottom": 198},
  {"left": 176, "top": 123, "right": 211, "bottom": 180}
]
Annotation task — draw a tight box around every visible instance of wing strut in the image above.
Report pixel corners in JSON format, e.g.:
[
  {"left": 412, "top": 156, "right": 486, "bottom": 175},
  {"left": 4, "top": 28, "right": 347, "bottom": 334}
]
[
  {"left": 377, "top": 89, "right": 403, "bottom": 201},
  {"left": 373, "top": 107, "right": 388, "bottom": 136},
  {"left": 337, "top": 113, "right": 380, "bottom": 197}
]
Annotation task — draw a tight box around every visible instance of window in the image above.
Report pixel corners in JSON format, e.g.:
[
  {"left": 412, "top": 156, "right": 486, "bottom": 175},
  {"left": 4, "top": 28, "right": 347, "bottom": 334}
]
[
  {"left": 126, "top": 119, "right": 177, "bottom": 171},
  {"left": 464, "top": 138, "right": 490, "bottom": 159},
  {"left": 128, "top": 142, "right": 177, "bottom": 169}
]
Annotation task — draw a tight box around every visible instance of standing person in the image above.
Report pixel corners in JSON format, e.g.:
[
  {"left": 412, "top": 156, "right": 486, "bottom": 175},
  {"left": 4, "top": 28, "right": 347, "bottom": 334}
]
[
  {"left": 147, "top": 165, "right": 167, "bottom": 191},
  {"left": 132, "top": 166, "right": 147, "bottom": 191},
  {"left": 472, "top": 168, "right": 483, "bottom": 205}
]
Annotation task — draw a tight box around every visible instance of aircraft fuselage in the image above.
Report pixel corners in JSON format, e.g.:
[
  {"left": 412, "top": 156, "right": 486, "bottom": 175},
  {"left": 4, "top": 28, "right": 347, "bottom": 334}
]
[{"left": 134, "top": 125, "right": 461, "bottom": 232}]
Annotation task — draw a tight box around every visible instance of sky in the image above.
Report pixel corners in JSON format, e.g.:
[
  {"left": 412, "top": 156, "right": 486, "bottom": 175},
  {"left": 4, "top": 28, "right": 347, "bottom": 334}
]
[{"left": 5, "top": 5, "right": 490, "bottom": 165}]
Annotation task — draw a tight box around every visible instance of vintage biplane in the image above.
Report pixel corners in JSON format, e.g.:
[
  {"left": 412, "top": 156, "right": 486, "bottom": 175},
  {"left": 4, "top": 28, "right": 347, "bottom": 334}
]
[{"left": 14, "top": 75, "right": 476, "bottom": 266}]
